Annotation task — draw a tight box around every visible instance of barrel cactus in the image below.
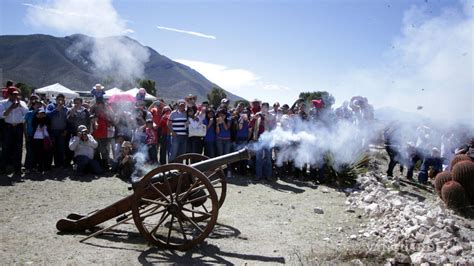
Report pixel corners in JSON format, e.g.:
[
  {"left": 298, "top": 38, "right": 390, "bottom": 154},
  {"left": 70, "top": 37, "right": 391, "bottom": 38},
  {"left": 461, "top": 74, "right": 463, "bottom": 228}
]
[
  {"left": 451, "top": 160, "right": 474, "bottom": 203},
  {"left": 450, "top": 154, "right": 472, "bottom": 170},
  {"left": 441, "top": 181, "right": 468, "bottom": 210},
  {"left": 434, "top": 171, "right": 452, "bottom": 197}
]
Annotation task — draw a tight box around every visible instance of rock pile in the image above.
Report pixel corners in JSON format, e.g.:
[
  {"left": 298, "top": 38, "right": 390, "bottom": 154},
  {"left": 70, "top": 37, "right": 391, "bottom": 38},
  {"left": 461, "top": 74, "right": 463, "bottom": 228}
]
[{"left": 346, "top": 173, "right": 474, "bottom": 264}]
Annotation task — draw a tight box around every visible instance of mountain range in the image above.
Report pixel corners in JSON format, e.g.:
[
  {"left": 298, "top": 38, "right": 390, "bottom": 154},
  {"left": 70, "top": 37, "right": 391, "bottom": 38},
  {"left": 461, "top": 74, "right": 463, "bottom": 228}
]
[{"left": 0, "top": 34, "right": 243, "bottom": 102}]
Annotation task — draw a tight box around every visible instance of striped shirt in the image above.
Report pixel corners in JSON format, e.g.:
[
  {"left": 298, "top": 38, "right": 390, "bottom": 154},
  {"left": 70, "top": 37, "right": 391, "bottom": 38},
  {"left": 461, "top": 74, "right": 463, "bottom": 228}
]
[{"left": 169, "top": 110, "right": 188, "bottom": 136}]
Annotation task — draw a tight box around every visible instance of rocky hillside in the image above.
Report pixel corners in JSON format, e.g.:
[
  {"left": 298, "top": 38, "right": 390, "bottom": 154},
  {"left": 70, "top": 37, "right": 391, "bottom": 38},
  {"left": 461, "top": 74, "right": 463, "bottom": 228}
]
[{"left": 0, "top": 34, "right": 243, "bottom": 102}]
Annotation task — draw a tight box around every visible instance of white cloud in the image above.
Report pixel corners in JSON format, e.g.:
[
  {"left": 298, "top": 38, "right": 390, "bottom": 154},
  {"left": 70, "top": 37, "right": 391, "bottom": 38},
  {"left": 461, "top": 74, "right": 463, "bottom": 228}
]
[
  {"left": 175, "top": 59, "right": 259, "bottom": 89},
  {"left": 262, "top": 84, "right": 291, "bottom": 92},
  {"left": 22, "top": 0, "right": 129, "bottom": 37},
  {"left": 175, "top": 59, "right": 296, "bottom": 102},
  {"left": 157, "top": 26, "right": 216, "bottom": 39}
]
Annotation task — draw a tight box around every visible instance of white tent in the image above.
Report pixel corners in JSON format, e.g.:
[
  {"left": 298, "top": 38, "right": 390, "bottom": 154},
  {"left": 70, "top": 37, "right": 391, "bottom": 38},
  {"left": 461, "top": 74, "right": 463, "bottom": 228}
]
[
  {"left": 125, "top": 88, "right": 157, "bottom": 101},
  {"left": 104, "top": 87, "right": 124, "bottom": 99},
  {"left": 35, "top": 83, "right": 79, "bottom": 100}
]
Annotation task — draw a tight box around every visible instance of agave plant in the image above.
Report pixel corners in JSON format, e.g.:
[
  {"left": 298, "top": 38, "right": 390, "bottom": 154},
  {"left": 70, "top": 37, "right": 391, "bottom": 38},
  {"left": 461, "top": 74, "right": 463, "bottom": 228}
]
[{"left": 324, "top": 152, "right": 370, "bottom": 185}]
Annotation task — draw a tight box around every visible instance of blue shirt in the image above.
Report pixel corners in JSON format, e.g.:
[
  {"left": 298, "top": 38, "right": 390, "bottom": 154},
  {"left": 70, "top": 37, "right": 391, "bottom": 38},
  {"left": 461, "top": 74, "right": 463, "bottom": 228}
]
[
  {"left": 46, "top": 103, "right": 68, "bottom": 130},
  {"left": 236, "top": 121, "right": 249, "bottom": 141},
  {"left": 24, "top": 109, "right": 36, "bottom": 137},
  {"left": 203, "top": 118, "right": 216, "bottom": 142}
]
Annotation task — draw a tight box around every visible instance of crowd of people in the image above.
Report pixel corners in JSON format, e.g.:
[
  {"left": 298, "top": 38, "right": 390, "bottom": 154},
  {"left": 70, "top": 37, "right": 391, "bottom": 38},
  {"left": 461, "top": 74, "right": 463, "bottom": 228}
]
[{"left": 1, "top": 80, "right": 472, "bottom": 185}]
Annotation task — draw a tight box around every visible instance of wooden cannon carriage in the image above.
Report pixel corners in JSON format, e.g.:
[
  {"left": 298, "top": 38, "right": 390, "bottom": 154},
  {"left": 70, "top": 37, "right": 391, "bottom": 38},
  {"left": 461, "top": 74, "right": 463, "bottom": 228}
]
[{"left": 56, "top": 148, "right": 252, "bottom": 250}]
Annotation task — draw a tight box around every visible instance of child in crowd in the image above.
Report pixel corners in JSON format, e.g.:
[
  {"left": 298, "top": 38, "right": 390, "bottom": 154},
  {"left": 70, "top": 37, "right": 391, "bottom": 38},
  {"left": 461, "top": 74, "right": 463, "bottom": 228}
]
[
  {"left": 144, "top": 119, "right": 158, "bottom": 164},
  {"left": 91, "top": 84, "right": 106, "bottom": 102},
  {"left": 136, "top": 88, "right": 146, "bottom": 103}
]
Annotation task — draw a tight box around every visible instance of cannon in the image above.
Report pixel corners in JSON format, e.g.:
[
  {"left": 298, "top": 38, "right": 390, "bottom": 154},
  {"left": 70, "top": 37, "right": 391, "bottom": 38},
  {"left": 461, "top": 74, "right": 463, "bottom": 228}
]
[{"left": 56, "top": 148, "right": 252, "bottom": 250}]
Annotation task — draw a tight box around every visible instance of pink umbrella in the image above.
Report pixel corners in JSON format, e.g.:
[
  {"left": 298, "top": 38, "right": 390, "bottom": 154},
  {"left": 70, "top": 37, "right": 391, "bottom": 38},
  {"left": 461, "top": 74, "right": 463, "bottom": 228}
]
[{"left": 108, "top": 93, "right": 136, "bottom": 103}]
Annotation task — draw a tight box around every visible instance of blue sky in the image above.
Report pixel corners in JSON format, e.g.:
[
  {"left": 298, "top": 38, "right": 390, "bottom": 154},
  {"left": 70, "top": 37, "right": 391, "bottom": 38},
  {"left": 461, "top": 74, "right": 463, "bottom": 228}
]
[{"left": 1, "top": 0, "right": 472, "bottom": 121}]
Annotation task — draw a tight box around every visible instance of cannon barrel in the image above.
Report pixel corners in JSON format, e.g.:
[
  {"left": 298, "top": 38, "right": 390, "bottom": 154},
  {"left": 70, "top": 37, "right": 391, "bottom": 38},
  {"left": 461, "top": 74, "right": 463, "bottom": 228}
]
[
  {"left": 56, "top": 148, "right": 253, "bottom": 232},
  {"left": 190, "top": 148, "right": 252, "bottom": 172}
]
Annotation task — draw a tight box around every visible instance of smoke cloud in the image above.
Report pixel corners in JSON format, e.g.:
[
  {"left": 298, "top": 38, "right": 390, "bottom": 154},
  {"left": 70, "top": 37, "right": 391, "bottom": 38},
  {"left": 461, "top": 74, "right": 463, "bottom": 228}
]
[
  {"left": 332, "top": 2, "right": 473, "bottom": 124},
  {"left": 23, "top": 0, "right": 150, "bottom": 86}
]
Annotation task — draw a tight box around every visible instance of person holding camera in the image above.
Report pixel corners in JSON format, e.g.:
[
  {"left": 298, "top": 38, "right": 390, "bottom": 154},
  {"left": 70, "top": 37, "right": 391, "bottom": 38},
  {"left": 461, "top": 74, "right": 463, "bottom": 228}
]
[
  {"left": 69, "top": 125, "right": 103, "bottom": 175},
  {"left": 0, "top": 87, "right": 28, "bottom": 174},
  {"left": 46, "top": 93, "right": 69, "bottom": 168}
]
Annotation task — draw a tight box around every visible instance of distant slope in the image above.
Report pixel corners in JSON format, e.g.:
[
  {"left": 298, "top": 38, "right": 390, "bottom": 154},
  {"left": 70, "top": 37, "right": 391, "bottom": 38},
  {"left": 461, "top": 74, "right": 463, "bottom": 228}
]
[{"left": 0, "top": 34, "right": 244, "bottom": 102}]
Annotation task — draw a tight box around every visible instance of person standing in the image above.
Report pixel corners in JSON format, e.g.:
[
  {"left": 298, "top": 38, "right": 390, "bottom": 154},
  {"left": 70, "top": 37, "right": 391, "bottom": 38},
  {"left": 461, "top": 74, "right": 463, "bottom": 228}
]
[
  {"left": 168, "top": 100, "right": 188, "bottom": 161},
  {"left": 158, "top": 106, "right": 171, "bottom": 165},
  {"left": 31, "top": 108, "right": 52, "bottom": 173},
  {"left": 24, "top": 97, "right": 42, "bottom": 172},
  {"left": 0, "top": 87, "right": 28, "bottom": 174},
  {"left": 46, "top": 93, "right": 68, "bottom": 168}
]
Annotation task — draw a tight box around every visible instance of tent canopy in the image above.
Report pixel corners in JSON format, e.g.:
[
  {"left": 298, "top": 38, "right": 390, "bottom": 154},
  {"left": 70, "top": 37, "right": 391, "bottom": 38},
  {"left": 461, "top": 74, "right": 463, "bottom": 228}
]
[
  {"left": 125, "top": 88, "right": 157, "bottom": 101},
  {"left": 104, "top": 88, "right": 124, "bottom": 99},
  {"left": 35, "top": 83, "right": 79, "bottom": 100}
]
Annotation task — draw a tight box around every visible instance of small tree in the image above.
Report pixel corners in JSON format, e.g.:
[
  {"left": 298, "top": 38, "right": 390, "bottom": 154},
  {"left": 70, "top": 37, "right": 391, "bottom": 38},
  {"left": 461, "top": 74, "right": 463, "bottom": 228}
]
[
  {"left": 139, "top": 79, "right": 157, "bottom": 96},
  {"left": 15, "top": 82, "right": 33, "bottom": 100},
  {"left": 207, "top": 87, "right": 227, "bottom": 107},
  {"left": 299, "top": 91, "right": 335, "bottom": 109}
]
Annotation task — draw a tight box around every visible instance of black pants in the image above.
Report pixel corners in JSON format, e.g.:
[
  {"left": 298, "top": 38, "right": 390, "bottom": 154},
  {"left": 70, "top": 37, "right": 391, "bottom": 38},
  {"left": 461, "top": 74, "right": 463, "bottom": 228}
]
[
  {"left": 159, "top": 136, "right": 168, "bottom": 165},
  {"left": 0, "top": 123, "right": 24, "bottom": 172},
  {"left": 386, "top": 146, "right": 402, "bottom": 177},
  {"left": 32, "top": 139, "right": 52, "bottom": 172}
]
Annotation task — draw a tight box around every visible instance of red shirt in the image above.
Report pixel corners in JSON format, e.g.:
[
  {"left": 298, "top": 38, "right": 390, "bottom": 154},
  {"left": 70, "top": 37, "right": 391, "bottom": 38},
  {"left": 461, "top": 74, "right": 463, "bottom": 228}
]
[
  {"left": 159, "top": 114, "right": 169, "bottom": 136},
  {"left": 150, "top": 107, "right": 162, "bottom": 126},
  {"left": 92, "top": 113, "right": 108, "bottom": 139}
]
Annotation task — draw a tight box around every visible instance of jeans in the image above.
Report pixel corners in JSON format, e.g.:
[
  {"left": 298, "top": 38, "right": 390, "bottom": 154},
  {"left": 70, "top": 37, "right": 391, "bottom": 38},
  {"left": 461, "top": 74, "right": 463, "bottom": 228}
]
[
  {"left": 50, "top": 129, "right": 66, "bottom": 167},
  {"left": 170, "top": 135, "right": 187, "bottom": 161},
  {"left": 216, "top": 139, "right": 231, "bottom": 156},
  {"left": 95, "top": 138, "right": 110, "bottom": 166},
  {"left": 418, "top": 157, "right": 443, "bottom": 184},
  {"left": 256, "top": 147, "right": 272, "bottom": 179},
  {"left": 74, "top": 155, "right": 103, "bottom": 175},
  {"left": 0, "top": 123, "right": 24, "bottom": 172},
  {"left": 204, "top": 141, "right": 216, "bottom": 158}
]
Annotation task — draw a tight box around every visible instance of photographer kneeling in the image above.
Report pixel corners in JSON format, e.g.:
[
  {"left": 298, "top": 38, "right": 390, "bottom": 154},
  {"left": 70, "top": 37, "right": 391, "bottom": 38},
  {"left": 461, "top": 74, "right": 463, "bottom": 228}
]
[{"left": 69, "top": 125, "right": 104, "bottom": 175}]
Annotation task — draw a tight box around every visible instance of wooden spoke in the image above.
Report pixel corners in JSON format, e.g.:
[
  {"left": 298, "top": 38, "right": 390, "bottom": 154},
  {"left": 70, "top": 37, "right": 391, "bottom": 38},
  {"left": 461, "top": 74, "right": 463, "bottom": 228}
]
[{"left": 131, "top": 163, "right": 218, "bottom": 250}]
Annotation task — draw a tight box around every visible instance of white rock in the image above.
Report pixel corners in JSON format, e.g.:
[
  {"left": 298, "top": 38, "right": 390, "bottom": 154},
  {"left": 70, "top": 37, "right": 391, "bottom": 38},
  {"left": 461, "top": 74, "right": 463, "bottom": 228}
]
[
  {"left": 321, "top": 188, "right": 330, "bottom": 193},
  {"left": 363, "top": 194, "right": 375, "bottom": 203},
  {"left": 350, "top": 259, "right": 363, "bottom": 265},
  {"left": 349, "top": 234, "right": 357, "bottom": 240},
  {"left": 448, "top": 245, "right": 463, "bottom": 256},
  {"left": 410, "top": 252, "right": 426, "bottom": 264}
]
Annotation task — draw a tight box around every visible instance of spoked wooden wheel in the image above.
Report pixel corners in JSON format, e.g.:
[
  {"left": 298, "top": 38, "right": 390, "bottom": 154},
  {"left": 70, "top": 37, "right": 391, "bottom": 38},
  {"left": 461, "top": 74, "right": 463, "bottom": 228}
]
[
  {"left": 131, "top": 163, "right": 218, "bottom": 250},
  {"left": 172, "top": 153, "right": 227, "bottom": 211}
]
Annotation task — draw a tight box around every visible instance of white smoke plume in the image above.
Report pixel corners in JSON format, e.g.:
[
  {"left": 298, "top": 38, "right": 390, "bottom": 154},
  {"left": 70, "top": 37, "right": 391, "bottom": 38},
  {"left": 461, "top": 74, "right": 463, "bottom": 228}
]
[
  {"left": 325, "top": 1, "right": 473, "bottom": 124},
  {"left": 23, "top": 0, "right": 150, "bottom": 87}
]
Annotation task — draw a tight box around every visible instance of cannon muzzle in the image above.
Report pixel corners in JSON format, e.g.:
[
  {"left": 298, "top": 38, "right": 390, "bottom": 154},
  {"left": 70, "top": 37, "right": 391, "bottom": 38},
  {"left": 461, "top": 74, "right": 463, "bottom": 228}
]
[{"left": 190, "top": 148, "right": 253, "bottom": 172}]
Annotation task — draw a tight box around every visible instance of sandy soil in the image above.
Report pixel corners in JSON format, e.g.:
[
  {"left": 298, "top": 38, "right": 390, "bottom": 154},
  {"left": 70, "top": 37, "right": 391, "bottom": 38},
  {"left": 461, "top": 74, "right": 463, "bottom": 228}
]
[{"left": 0, "top": 166, "right": 391, "bottom": 265}]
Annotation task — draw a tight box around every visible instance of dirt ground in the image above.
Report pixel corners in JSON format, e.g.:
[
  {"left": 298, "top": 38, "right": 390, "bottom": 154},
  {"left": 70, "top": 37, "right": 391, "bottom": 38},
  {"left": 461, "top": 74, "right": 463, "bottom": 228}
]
[{"left": 0, "top": 151, "right": 438, "bottom": 264}]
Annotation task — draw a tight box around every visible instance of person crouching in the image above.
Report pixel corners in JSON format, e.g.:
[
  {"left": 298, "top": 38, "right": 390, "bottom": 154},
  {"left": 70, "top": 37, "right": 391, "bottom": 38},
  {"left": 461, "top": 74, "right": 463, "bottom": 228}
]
[
  {"left": 112, "top": 141, "right": 135, "bottom": 180},
  {"left": 69, "top": 125, "right": 104, "bottom": 175}
]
